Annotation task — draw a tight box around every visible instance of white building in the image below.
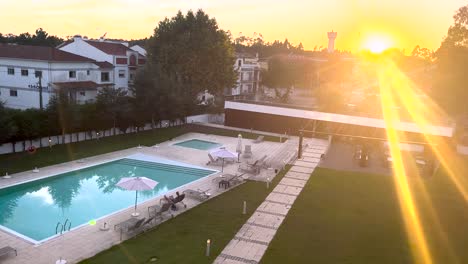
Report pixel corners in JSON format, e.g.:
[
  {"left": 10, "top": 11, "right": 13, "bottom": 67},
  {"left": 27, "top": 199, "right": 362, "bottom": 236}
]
[
  {"left": 227, "top": 53, "right": 261, "bottom": 96},
  {"left": 0, "top": 43, "right": 115, "bottom": 109},
  {"left": 58, "top": 36, "right": 146, "bottom": 91}
]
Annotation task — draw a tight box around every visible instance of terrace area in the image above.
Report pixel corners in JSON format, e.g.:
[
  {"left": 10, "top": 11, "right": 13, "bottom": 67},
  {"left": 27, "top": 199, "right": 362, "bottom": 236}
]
[{"left": 0, "top": 128, "right": 312, "bottom": 264}]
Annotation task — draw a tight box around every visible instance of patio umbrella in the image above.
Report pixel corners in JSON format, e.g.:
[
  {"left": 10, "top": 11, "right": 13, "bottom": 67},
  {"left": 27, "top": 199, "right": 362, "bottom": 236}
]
[
  {"left": 116, "top": 177, "right": 158, "bottom": 217},
  {"left": 236, "top": 134, "right": 243, "bottom": 162},
  {"left": 210, "top": 148, "right": 238, "bottom": 172}
]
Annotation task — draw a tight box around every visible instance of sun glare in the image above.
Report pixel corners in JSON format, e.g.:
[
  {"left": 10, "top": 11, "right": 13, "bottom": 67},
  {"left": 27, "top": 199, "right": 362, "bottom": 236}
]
[{"left": 362, "top": 35, "right": 394, "bottom": 53}]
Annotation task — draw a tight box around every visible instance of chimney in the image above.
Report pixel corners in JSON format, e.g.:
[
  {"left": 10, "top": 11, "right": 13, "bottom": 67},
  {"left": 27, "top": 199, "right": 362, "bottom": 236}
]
[{"left": 99, "top": 37, "right": 104, "bottom": 42}]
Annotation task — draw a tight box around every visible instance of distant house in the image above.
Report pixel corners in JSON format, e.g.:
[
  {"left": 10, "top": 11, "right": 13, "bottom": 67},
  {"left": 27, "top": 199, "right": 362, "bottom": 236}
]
[
  {"left": 58, "top": 35, "right": 146, "bottom": 91},
  {"left": 0, "top": 43, "right": 114, "bottom": 109},
  {"left": 226, "top": 53, "right": 261, "bottom": 96}
]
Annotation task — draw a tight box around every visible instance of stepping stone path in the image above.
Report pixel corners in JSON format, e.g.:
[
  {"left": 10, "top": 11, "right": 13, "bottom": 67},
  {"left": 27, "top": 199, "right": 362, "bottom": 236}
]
[{"left": 214, "top": 141, "right": 329, "bottom": 264}]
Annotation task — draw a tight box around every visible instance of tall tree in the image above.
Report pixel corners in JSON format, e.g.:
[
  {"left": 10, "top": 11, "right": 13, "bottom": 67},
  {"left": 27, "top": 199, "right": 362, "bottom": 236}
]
[
  {"left": 433, "top": 4, "right": 468, "bottom": 116},
  {"left": 96, "top": 87, "right": 128, "bottom": 134},
  {"left": 145, "top": 9, "right": 237, "bottom": 113}
]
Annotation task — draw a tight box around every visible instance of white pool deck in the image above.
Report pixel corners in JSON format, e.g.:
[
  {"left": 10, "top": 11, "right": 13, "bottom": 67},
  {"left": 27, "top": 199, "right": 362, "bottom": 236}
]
[{"left": 0, "top": 132, "right": 298, "bottom": 264}]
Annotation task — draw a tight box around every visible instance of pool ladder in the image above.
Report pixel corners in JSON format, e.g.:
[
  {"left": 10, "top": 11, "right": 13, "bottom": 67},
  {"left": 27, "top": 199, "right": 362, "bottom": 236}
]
[{"left": 55, "top": 219, "right": 71, "bottom": 235}]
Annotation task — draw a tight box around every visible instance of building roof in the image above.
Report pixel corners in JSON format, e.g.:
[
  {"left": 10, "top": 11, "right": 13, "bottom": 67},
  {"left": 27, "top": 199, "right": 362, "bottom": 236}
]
[
  {"left": 85, "top": 40, "right": 131, "bottom": 56},
  {"left": 94, "top": 61, "right": 114, "bottom": 69},
  {"left": 130, "top": 45, "right": 147, "bottom": 56},
  {"left": 53, "top": 81, "right": 101, "bottom": 90},
  {"left": 225, "top": 101, "right": 454, "bottom": 137},
  {"left": 0, "top": 44, "right": 94, "bottom": 62}
]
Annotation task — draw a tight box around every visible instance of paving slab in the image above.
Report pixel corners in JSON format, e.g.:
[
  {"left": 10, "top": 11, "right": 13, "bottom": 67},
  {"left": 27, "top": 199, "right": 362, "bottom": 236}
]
[
  {"left": 273, "top": 184, "right": 303, "bottom": 196},
  {"left": 221, "top": 240, "right": 268, "bottom": 263},
  {"left": 257, "top": 201, "right": 291, "bottom": 216},
  {"left": 301, "top": 157, "right": 321, "bottom": 163},
  {"left": 302, "top": 152, "right": 322, "bottom": 158},
  {"left": 293, "top": 160, "right": 318, "bottom": 168},
  {"left": 265, "top": 192, "right": 297, "bottom": 205},
  {"left": 279, "top": 177, "right": 307, "bottom": 188},
  {"left": 284, "top": 171, "right": 311, "bottom": 181},
  {"left": 248, "top": 212, "right": 285, "bottom": 230},
  {"left": 236, "top": 224, "right": 277, "bottom": 243},
  {"left": 290, "top": 165, "right": 316, "bottom": 174},
  {"left": 214, "top": 257, "right": 250, "bottom": 264}
]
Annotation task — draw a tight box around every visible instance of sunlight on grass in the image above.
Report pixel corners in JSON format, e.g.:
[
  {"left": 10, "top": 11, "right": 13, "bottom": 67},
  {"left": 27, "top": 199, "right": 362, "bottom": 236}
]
[{"left": 375, "top": 56, "right": 467, "bottom": 263}]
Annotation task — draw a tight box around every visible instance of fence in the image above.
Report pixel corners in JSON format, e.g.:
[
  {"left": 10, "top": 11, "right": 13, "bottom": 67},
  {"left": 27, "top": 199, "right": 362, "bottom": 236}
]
[{"left": 0, "top": 114, "right": 224, "bottom": 155}]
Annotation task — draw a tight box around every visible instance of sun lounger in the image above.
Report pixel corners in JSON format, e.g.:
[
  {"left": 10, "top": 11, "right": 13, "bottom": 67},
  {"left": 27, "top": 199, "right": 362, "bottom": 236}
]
[
  {"left": 114, "top": 217, "right": 147, "bottom": 240},
  {"left": 253, "top": 135, "right": 264, "bottom": 143},
  {"left": 243, "top": 145, "right": 252, "bottom": 158},
  {"left": 114, "top": 217, "right": 140, "bottom": 231},
  {"left": 238, "top": 163, "right": 260, "bottom": 174},
  {"left": 0, "top": 246, "right": 17, "bottom": 258},
  {"left": 183, "top": 189, "right": 211, "bottom": 200},
  {"left": 172, "top": 193, "right": 187, "bottom": 208},
  {"left": 160, "top": 193, "right": 187, "bottom": 209},
  {"left": 129, "top": 216, "right": 156, "bottom": 235},
  {"left": 246, "top": 155, "right": 268, "bottom": 167},
  {"left": 148, "top": 202, "right": 173, "bottom": 221},
  {"left": 207, "top": 153, "right": 223, "bottom": 166},
  {"left": 256, "top": 155, "right": 268, "bottom": 167},
  {"left": 227, "top": 173, "right": 246, "bottom": 185},
  {"left": 216, "top": 173, "right": 246, "bottom": 188}
]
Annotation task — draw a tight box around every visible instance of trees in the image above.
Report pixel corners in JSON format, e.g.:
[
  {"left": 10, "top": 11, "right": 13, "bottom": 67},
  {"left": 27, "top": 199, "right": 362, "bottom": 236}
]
[
  {"left": 96, "top": 87, "right": 129, "bottom": 134},
  {"left": 440, "top": 5, "right": 468, "bottom": 48},
  {"left": 144, "top": 9, "right": 237, "bottom": 115},
  {"left": 0, "top": 28, "right": 63, "bottom": 47},
  {"left": 433, "top": 4, "right": 468, "bottom": 116},
  {"left": 233, "top": 33, "right": 305, "bottom": 57}
]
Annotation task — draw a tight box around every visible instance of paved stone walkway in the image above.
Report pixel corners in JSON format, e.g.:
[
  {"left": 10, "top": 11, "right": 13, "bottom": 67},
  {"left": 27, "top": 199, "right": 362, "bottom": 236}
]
[{"left": 214, "top": 138, "right": 329, "bottom": 264}]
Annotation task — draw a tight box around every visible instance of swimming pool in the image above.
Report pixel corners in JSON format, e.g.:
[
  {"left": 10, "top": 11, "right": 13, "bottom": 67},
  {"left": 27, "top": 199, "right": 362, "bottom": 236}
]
[
  {"left": 0, "top": 156, "right": 216, "bottom": 243},
  {"left": 174, "top": 139, "right": 221, "bottom": 150}
]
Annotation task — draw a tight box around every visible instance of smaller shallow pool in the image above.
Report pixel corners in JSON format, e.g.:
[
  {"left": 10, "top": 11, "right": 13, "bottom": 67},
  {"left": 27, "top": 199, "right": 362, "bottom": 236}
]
[{"left": 174, "top": 139, "right": 221, "bottom": 150}]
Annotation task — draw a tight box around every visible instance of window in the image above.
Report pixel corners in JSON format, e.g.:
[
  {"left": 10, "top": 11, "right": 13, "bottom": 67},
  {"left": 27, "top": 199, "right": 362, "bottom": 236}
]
[
  {"left": 87, "top": 70, "right": 90, "bottom": 75},
  {"left": 7, "top": 68, "right": 14, "bottom": 75},
  {"left": 10, "top": 89, "right": 18, "bottom": 97},
  {"left": 80, "top": 91, "right": 86, "bottom": 96},
  {"left": 237, "top": 60, "right": 242, "bottom": 67},
  {"left": 130, "top": 73, "right": 134, "bottom": 80},
  {"left": 118, "top": 70, "right": 125, "bottom": 78},
  {"left": 101, "top": 72, "right": 110, "bottom": 82},
  {"left": 69, "top": 71, "right": 76, "bottom": 78},
  {"left": 21, "top": 69, "right": 28, "bottom": 76},
  {"left": 35, "top": 71, "right": 42, "bottom": 78}
]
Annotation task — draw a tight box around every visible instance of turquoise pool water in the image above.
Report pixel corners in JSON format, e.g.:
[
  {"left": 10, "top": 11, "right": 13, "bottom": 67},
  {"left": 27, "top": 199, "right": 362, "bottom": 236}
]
[
  {"left": 0, "top": 158, "right": 215, "bottom": 242},
  {"left": 174, "top": 139, "right": 221, "bottom": 150}
]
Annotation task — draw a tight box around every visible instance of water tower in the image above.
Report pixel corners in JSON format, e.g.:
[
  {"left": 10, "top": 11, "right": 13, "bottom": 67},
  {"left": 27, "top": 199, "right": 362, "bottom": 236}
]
[{"left": 327, "top": 31, "right": 337, "bottom": 53}]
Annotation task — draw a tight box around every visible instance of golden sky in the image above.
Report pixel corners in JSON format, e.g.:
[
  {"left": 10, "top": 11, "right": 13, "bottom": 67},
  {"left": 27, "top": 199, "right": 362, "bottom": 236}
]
[{"left": 0, "top": 0, "right": 466, "bottom": 52}]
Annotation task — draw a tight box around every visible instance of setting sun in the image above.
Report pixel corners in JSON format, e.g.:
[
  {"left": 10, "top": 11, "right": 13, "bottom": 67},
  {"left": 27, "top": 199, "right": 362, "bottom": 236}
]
[{"left": 362, "top": 35, "right": 395, "bottom": 53}]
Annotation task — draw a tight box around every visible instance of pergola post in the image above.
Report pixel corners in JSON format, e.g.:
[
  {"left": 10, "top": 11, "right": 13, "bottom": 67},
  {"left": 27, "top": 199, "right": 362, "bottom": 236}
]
[{"left": 298, "top": 131, "right": 303, "bottom": 159}]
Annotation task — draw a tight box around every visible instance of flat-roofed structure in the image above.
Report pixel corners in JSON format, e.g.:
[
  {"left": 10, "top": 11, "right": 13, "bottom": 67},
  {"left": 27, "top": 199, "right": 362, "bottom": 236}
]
[{"left": 224, "top": 100, "right": 454, "bottom": 139}]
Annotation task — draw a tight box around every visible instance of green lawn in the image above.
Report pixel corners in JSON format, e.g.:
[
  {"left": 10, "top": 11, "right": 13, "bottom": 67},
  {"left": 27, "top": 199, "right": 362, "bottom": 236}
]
[
  {"left": 261, "top": 166, "right": 468, "bottom": 264},
  {"left": 0, "top": 124, "right": 281, "bottom": 175},
  {"left": 0, "top": 126, "right": 187, "bottom": 176},
  {"left": 79, "top": 166, "right": 290, "bottom": 264}
]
